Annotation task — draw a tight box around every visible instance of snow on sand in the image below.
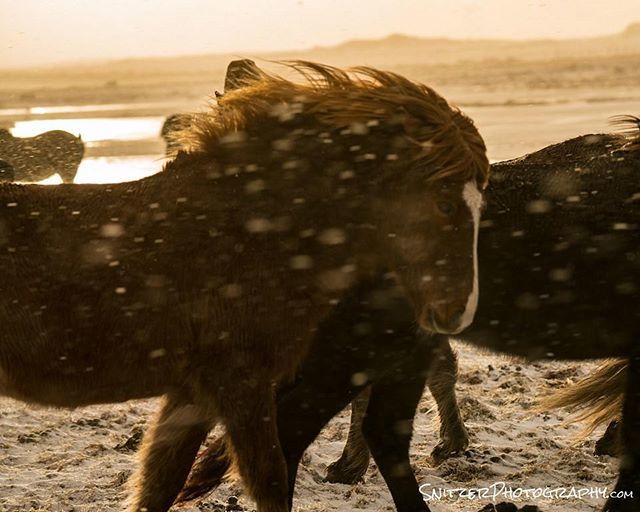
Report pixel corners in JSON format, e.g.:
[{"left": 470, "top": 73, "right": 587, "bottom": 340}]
[{"left": 0, "top": 343, "right": 618, "bottom": 512}]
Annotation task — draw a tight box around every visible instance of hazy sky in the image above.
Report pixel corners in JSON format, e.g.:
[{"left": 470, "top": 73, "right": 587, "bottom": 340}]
[{"left": 1, "top": 0, "right": 638, "bottom": 69}]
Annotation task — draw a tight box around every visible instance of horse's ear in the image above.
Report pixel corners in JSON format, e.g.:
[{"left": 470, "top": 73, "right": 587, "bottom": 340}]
[
  {"left": 215, "top": 91, "right": 223, "bottom": 98},
  {"left": 224, "top": 59, "right": 264, "bottom": 93}
]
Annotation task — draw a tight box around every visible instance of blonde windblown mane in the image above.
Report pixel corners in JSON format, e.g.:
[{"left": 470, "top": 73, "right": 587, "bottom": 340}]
[
  {"left": 181, "top": 61, "right": 490, "bottom": 187},
  {"left": 612, "top": 114, "right": 640, "bottom": 152}
]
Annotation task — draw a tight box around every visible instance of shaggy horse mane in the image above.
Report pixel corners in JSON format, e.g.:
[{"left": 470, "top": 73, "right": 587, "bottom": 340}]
[
  {"left": 181, "top": 61, "right": 490, "bottom": 187},
  {"left": 612, "top": 115, "right": 640, "bottom": 152}
]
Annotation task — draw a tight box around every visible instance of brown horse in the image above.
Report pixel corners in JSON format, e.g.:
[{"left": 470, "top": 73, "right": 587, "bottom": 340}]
[
  {"left": 0, "top": 62, "right": 489, "bottom": 512},
  {"left": 180, "top": 60, "right": 470, "bottom": 482},
  {"left": 179, "top": 119, "right": 640, "bottom": 512},
  {"left": 0, "top": 127, "right": 84, "bottom": 183}
]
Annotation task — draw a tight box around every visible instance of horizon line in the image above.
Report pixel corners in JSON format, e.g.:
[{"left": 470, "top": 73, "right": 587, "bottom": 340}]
[{"left": 3, "top": 21, "right": 639, "bottom": 73}]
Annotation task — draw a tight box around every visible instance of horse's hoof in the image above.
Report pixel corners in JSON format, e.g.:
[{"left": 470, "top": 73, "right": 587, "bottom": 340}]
[
  {"left": 478, "top": 503, "right": 517, "bottom": 512},
  {"left": 430, "top": 436, "right": 469, "bottom": 465},
  {"left": 324, "top": 458, "right": 367, "bottom": 484},
  {"left": 594, "top": 420, "right": 621, "bottom": 457}
]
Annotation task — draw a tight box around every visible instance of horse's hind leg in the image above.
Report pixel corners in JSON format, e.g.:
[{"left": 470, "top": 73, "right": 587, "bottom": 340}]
[
  {"left": 127, "top": 394, "right": 213, "bottom": 512},
  {"left": 324, "top": 387, "right": 372, "bottom": 484},
  {"left": 428, "top": 336, "right": 469, "bottom": 464},
  {"left": 604, "top": 352, "right": 640, "bottom": 511},
  {"left": 217, "top": 384, "right": 289, "bottom": 512},
  {"left": 361, "top": 365, "right": 431, "bottom": 511},
  {"left": 276, "top": 370, "right": 369, "bottom": 508}
]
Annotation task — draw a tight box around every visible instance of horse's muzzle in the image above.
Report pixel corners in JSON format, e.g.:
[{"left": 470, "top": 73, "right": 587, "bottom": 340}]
[{"left": 419, "top": 306, "right": 466, "bottom": 335}]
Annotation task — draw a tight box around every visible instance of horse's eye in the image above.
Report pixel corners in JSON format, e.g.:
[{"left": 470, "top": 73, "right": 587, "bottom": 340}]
[{"left": 437, "top": 201, "right": 456, "bottom": 216}]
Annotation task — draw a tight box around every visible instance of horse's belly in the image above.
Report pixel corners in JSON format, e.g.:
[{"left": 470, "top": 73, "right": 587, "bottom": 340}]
[
  {"left": 474, "top": 227, "right": 640, "bottom": 359},
  {"left": 0, "top": 301, "right": 185, "bottom": 407},
  {"left": 466, "top": 290, "right": 636, "bottom": 360}
]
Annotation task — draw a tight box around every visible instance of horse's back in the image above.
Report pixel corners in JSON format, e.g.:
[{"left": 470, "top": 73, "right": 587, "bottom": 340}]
[{"left": 464, "top": 133, "right": 640, "bottom": 360}]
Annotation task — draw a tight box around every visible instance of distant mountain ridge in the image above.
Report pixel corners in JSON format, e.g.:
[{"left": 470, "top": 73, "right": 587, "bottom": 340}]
[
  {"left": 287, "top": 22, "right": 640, "bottom": 67},
  {"left": 4, "top": 22, "right": 640, "bottom": 75}
]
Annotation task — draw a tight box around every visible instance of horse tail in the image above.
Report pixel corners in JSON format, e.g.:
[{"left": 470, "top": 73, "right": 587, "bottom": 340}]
[
  {"left": 539, "top": 359, "right": 626, "bottom": 437},
  {"left": 174, "top": 434, "right": 237, "bottom": 504}
]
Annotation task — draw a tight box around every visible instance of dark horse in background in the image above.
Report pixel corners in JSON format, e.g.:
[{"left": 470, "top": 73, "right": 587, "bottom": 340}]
[
  {"left": 0, "top": 62, "right": 489, "bottom": 512},
  {"left": 179, "top": 112, "right": 640, "bottom": 512},
  {"left": 0, "top": 127, "right": 84, "bottom": 183}
]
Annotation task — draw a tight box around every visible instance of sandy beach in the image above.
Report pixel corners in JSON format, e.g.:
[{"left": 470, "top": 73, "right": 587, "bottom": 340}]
[{"left": 0, "top": 345, "right": 618, "bottom": 512}]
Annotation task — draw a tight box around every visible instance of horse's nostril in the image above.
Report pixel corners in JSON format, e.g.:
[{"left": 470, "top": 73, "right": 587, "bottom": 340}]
[
  {"left": 419, "top": 305, "right": 466, "bottom": 335},
  {"left": 431, "top": 309, "right": 449, "bottom": 332}
]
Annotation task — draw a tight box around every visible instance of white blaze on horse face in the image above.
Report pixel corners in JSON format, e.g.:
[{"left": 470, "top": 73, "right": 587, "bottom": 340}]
[{"left": 458, "top": 180, "right": 482, "bottom": 331}]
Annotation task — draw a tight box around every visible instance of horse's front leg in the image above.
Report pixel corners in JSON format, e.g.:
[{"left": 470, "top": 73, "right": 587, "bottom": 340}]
[
  {"left": 127, "top": 393, "right": 213, "bottom": 512},
  {"left": 216, "top": 381, "right": 289, "bottom": 512},
  {"left": 428, "top": 335, "right": 469, "bottom": 464},
  {"left": 324, "top": 387, "right": 372, "bottom": 484},
  {"left": 361, "top": 369, "right": 431, "bottom": 512},
  {"left": 603, "top": 351, "right": 640, "bottom": 512}
]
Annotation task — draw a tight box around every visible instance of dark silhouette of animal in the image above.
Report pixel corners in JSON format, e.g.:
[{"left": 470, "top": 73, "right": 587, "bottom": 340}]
[
  {"left": 0, "top": 159, "right": 14, "bottom": 181},
  {"left": 178, "top": 121, "right": 640, "bottom": 512},
  {"left": 0, "top": 128, "right": 84, "bottom": 183},
  {"left": 0, "top": 62, "right": 489, "bottom": 512}
]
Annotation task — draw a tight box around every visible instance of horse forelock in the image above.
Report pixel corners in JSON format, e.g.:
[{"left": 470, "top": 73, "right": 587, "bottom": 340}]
[{"left": 180, "top": 61, "right": 490, "bottom": 187}]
